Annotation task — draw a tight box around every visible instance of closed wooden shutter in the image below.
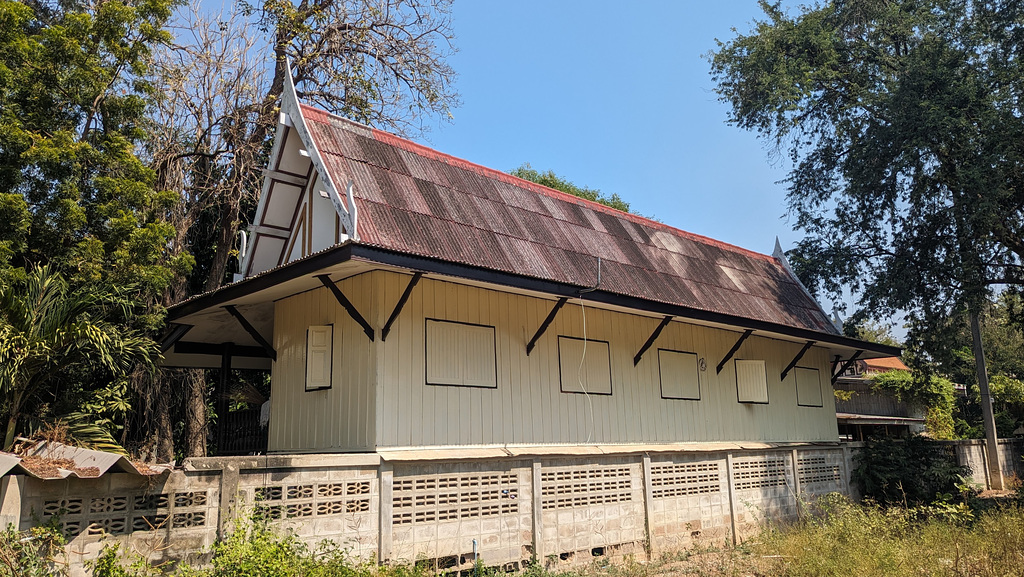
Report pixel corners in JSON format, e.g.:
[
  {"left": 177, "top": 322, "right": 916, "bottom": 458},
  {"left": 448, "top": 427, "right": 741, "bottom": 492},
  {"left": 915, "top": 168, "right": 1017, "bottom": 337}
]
[
  {"left": 735, "top": 359, "right": 768, "bottom": 404},
  {"left": 659, "top": 349, "right": 700, "bottom": 400},
  {"left": 305, "top": 325, "right": 333, "bottom": 390},
  {"left": 558, "top": 336, "right": 612, "bottom": 395},
  {"left": 425, "top": 320, "right": 497, "bottom": 388},
  {"left": 795, "top": 367, "right": 823, "bottom": 407}
]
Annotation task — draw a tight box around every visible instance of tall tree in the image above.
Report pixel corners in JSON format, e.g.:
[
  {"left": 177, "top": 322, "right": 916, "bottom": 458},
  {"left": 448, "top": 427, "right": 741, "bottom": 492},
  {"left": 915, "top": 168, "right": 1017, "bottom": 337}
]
[
  {"left": 709, "top": 0, "right": 1024, "bottom": 485},
  {"left": 0, "top": 0, "right": 185, "bottom": 453},
  {"left": 144, "top": 0, "right": 459, "bottom": 457}
]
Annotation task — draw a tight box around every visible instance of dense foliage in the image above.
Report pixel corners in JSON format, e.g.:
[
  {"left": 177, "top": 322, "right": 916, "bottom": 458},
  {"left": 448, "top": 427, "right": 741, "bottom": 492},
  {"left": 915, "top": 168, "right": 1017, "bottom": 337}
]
[
  {"left": 0, "top": 524, "right": 66, "bottom": 577},
  {"left": 709, "top": 0, "right": 1024, "bottom": 358},
  {"left": 0, "top": 266, "right": 154, "bottom": 451},
  {"left": 509, "top": 163, "right": 632, "bottom": 213},
  {"left": 0, "top": 0, "right": 189, "bottom": 293},
  {"left": 852, "top": 436, "right": 970, "bottom": 506},
  {"left": 0, "top": 0, "right": 462, "bottom": 459},
  {"left": 870, "top": 370, "right": 956, "bottom": 439}
]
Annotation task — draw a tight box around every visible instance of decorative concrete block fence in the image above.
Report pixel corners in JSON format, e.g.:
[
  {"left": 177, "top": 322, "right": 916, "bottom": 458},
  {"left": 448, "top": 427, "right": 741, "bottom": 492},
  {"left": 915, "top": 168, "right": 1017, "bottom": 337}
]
[{"left": 2, "top": 441, "right": 980, "bottom": 576}]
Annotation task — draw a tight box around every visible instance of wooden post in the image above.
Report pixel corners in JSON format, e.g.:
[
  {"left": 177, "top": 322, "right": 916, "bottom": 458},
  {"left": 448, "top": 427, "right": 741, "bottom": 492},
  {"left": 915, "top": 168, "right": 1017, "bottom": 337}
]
[{"left": 217, "top": 343, "right": 233, "bottom": 452}]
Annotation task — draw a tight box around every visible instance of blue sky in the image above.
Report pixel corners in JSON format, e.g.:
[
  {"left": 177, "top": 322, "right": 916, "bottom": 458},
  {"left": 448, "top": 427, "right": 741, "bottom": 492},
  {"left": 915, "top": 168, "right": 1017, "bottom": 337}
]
[{"left": 425, "top": 2, "right": 795, "bottom": 258}]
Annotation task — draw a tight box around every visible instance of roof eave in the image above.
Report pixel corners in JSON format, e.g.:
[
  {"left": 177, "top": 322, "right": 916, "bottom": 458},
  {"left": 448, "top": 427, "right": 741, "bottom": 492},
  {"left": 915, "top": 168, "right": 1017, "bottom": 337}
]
[{"left": 167, "top": 242, "right": 902, "bottom": 358}]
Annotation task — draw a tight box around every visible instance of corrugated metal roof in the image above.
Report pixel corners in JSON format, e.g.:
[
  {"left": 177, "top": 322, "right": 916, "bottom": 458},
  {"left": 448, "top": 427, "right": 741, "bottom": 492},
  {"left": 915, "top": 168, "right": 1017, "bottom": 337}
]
[
  {"left": 1, "top": 442, "right": 169, "bottom": 480},
  {"left": 300, "top": 104, "right": 839, "bottom": 335}
]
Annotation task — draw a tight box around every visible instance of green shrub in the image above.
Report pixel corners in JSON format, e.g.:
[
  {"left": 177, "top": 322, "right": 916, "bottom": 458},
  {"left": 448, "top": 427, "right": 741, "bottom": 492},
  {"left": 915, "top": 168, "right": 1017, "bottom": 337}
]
[
  {"left": 0, "top": 524, "right": 66, "bottom": 577},
  {"left": 853, "top": 436, "right": 970, "bottom": 506}
]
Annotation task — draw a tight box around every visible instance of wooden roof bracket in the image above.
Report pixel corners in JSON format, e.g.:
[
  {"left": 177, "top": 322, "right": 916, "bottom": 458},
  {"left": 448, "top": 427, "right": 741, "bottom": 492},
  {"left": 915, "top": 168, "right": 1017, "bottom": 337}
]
[
  {"left": 526, "top": 297, "right": 568, "bottom": 355},
  {"left": 831, "top": 350, "right": 864, "bottom": 385},
  {"left": 316, "top": 274, "right": 375, "bottom": 341},
  {"left": 381, "top": 272, "right": 423, "bottom": 341},
  {"left": 780, "top": 340, "right": 816, "bottom": 381},
  {"left": 159, "top": 323, "right": 192, "bottom": 353},
  {"left": 717, "top": 329, "right": 754, "bottom": 374},
  {"left": 223, "top": 305, "right": 277, "bottom": 361},
  {"left": 633, "top": 316, "right": 673, "bottom": 366}
]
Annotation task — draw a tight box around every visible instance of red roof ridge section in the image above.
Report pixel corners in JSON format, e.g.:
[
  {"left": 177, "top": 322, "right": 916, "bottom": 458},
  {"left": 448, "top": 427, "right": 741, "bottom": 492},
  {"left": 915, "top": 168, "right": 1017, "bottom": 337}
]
[{"left": 298, "top": 103, "right": 779, "bottom": 266}]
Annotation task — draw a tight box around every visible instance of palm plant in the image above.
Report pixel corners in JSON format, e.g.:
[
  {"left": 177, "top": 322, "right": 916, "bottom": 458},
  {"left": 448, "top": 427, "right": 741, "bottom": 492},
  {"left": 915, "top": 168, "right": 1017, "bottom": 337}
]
[{"left": 0, "top": 265, "right": 156, "bottom": 452}]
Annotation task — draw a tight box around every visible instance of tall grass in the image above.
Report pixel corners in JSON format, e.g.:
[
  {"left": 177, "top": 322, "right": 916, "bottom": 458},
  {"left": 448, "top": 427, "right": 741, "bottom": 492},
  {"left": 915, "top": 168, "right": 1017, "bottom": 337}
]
[{"left": 752, "top": 495, "right": 1024, "bottom": 577}]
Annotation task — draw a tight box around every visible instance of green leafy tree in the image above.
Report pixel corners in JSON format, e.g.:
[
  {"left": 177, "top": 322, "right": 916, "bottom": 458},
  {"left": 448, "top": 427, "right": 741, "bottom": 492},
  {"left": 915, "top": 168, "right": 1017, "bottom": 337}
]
[
  {"left": 0, "top": 266, "right": 155, "bottom": 451},
  {"left": 0, "top": 0, "right": 189, "bottom": 296},
  {"left": 871, "top": 369, "right": 956, "bottom": 439},
  {"left": 0, "top": 0, "right": 183, "bottom": 453},
  {"left": 708, "top": 0, "right": 1024, "bottom": 349},
  {"left": 709, "top": 1, "right": 1024, "bottom": 473},
  {"left": 509, "top": 163, "right": 632, "bottom": 213}
]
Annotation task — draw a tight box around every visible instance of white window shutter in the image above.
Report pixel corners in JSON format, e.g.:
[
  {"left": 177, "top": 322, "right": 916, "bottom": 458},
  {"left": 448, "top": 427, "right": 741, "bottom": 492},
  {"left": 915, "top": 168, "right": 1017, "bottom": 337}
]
[
  {"left": 735, "top": 359, "right": 768, "bottom": 403},
  {"left": 306, "top": 325, "right": 333, "bottom": 390}
]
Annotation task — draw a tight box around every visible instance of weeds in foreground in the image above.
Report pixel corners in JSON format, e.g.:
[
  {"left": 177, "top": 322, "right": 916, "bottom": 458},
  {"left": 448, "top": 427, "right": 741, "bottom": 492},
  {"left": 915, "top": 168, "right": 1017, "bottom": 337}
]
[
  {"left": 16, "top": 494, "right": 1024, "bottom": 577},
  {"left": 752, "top": 494, "right": 1024, "bottom": 576},
  {"left": 0, "top": 523, "right": 66, "bottom": 577}
]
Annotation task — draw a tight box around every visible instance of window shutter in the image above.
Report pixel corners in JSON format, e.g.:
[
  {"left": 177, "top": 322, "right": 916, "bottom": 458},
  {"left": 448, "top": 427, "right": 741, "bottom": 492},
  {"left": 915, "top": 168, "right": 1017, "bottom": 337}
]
[
  {"left": 735, "top": 359, "right": 768, "bottom": 403},
  {"left": 425, "top": 320, "right": 497, "bottom": 388},
  {"left": 306, "top": 325, "right": 333, "bottom": 390},
  {"left": 558, "top": 336, "right": 612, "bottom": 395},
  {"left": 795, "top": 367, "right": 823, "bottom": 407},
  {"left": 659, "top": 350, "right": 700, "bottom": 400}
]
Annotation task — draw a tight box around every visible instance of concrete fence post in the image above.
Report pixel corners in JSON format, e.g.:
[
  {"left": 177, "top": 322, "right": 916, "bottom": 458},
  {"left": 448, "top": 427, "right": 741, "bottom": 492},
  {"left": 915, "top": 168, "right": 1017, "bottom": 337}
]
[
  {"left": 531, "top": 460, "right": 543, "bottom": 564},
  {"left": 0, "top": 475, "right": 22, "bottom": 529},
  {"left": 725, "top": 453, "right": 738, "bottom": 545},
  {"left": 217, "top": 463, "right": 240, "bottom": 538},
  {"left": 790, "top": 449, "right": 802, "bottom": 517},
  {"left": 378, "top": 461, "right": 393, "bottom": 563},
  {"left": 641, "top": 454, "right": 654, "bottom": 558}
]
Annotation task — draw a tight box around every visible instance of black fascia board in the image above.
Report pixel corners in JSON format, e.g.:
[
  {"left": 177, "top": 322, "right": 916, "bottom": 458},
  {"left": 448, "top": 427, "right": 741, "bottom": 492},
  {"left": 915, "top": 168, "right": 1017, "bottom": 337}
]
[
  {"left": 167, "top": 243, "right": 357, "bottom": 320},
  {"left": 166, "top": 242, "right": 902, "bottom": 358}
]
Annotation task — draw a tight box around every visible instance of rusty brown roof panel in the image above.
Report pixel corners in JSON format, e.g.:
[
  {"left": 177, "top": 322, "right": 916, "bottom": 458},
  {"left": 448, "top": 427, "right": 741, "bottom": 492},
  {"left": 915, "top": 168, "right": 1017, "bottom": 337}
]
[{"left": 301, "top": 109, "right": 839, "bottom": 335}]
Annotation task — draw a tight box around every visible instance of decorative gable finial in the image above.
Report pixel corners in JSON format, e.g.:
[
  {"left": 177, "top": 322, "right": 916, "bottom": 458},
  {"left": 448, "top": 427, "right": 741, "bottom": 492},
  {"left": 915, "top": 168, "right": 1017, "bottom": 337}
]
[{"left": 279, "top": 57, "right": 359, "bottom": 241}]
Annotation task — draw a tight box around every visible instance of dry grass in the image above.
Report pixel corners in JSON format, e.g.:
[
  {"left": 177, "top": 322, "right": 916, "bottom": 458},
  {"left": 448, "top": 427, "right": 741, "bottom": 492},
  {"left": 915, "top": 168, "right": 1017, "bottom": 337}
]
[{"left": 528, "top": 496, "right": 1024, "bottom": 577}]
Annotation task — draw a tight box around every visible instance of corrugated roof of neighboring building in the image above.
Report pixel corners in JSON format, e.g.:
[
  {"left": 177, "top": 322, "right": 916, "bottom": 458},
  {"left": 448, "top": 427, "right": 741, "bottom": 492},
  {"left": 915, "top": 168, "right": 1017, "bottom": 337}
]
[
  {"left": 864, "top": 357, "right": 909, "bottom": 372},
  {"left": 299, "top": 105, "right": 841, "bottom": 335}
]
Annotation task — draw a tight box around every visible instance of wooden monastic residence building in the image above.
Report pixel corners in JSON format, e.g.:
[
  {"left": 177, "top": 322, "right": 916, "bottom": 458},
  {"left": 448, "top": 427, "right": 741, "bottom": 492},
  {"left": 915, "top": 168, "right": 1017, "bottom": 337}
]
[{"left": 162, "top": 72, "right": 902, "bottom": 565}]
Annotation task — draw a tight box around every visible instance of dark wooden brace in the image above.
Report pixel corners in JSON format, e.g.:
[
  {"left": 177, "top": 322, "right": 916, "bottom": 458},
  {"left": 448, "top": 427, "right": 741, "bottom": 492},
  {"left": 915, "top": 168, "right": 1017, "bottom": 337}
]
[
  {"left": 381, "top": 272, "right": 423, "bottom": 342},
  {"left": 526, "top": 297, "right": 568, "bottom": 355},
  {"left": 831, "top": 350, "right": 864, "bottom": 385},
  {"left": 223, "top": 305, "right": 277, "bottom": 361},
  {"left": 633, "top": 316, "right": 673, "bottom": 366},
  {"left": 717, "top": 329, "right": 754, "bottom": 374},
  {"left": 316, "top": 274, "right": 375, "bottom": 341},
  {"left": 780, "top": 340, "right": 816, "bottom": 381},
  {"left": 159, "top": 323, "right": 192, "bottom": 353}
]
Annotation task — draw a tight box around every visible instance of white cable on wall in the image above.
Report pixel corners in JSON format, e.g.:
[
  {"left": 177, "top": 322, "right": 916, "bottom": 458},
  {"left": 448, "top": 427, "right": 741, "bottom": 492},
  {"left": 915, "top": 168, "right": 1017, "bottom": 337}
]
[{"left": 576, "top": 297, "right": 596, "bottom": 444}]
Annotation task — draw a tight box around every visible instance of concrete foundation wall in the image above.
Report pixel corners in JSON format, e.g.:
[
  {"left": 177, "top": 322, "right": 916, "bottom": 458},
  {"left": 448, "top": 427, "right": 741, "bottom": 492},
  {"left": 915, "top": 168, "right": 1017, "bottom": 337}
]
[{"left": 3, "top": 445, "right": 852, "bottom": 575}]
